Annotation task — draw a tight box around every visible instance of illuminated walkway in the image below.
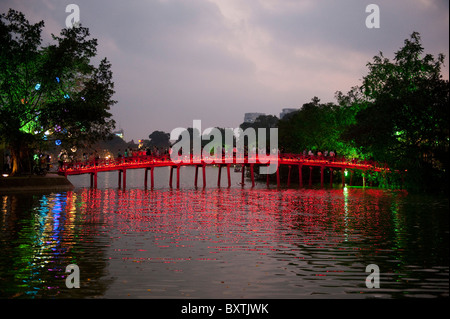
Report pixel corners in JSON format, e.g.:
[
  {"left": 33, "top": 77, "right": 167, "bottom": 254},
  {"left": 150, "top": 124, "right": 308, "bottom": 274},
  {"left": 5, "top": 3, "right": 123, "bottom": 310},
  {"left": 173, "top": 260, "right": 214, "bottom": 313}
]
[{"left": 58, "top": 153, "right": 389, "bottom": 188}]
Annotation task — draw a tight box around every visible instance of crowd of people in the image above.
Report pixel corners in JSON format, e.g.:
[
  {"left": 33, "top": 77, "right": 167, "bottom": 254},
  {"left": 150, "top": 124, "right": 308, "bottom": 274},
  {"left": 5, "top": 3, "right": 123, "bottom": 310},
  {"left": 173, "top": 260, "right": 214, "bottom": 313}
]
[
  {"left": 117, "top": 146, "right": 170, "bottom": 158},
  {"left": 2, "top": 152, "right": 52, "bottom": 175},
  {"left": 61, "top": 146, "right": 341, "bottom": 166},
  {"left": 303, "top": 149, "right": 337, "bottom": 158}
]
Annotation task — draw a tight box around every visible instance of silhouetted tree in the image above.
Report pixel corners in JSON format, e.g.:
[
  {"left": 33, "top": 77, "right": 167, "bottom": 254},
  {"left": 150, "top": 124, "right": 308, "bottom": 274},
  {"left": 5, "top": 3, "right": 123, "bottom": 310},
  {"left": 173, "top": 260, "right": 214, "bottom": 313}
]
[
  {"left": 0, "top": 9, "right": 116, "bottom": 175},
  {"left": 148, "top": 130, "right": 170, "bottom": 148}
]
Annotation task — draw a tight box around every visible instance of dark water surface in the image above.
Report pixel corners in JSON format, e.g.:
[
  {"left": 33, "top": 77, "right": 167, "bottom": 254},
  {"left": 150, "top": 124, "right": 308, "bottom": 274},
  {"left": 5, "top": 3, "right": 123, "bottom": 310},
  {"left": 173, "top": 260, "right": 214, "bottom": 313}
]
[{"left": 0, "top": 168, "right": 448, "bottom": 299}]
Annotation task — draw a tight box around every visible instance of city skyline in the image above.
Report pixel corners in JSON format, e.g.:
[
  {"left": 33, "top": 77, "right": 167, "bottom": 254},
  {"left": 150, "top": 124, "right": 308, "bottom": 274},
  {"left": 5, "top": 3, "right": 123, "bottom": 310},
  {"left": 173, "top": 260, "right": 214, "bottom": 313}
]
[{"left": 1, "top": 0, "right": 448, "bottom": 142}]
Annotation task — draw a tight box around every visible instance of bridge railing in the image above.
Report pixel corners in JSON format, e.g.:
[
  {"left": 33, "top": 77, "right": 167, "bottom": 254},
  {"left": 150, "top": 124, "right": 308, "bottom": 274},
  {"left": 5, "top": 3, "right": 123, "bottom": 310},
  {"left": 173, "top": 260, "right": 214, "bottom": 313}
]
[
  {"left": 59, "top": 154, "right": 173, "bottom": 171},
  {"left": 280, "top": 153, "right": 389, "bottom": 169},
  {"left": 58, "top": 153, "right": 389, "bottom": 173}
]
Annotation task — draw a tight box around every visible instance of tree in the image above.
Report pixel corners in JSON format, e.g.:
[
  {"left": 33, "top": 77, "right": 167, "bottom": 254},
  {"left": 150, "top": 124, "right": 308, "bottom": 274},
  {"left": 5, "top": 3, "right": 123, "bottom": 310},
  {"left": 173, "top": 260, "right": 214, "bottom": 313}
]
[
  {"left": 239, "top": 114, "right": 278, "bottom": 151},
  {"left": 202, "top": 127, "right": 236, "bottom": 155},
  {"left": 239, "top": 114, "right": 279, "bottom": 132},
  {"left": 342, "top": 32, "right": 449, "bottom": 192},
  {"left": 278, "top": 97, "right": 359, "bottom": 156},
  {"left": 0, "top": 9, "right": 116, "bottom": 175},
  {"left": 148, "top": 130, "right": 170, "bottom": 148}
]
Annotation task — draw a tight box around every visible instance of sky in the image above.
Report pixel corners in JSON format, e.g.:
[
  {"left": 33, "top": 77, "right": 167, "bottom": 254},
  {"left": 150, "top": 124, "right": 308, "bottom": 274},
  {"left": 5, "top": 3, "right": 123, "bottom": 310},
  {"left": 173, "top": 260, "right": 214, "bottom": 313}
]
[{"left": 1, "top": 0, "right": 449, "bottom": 142}]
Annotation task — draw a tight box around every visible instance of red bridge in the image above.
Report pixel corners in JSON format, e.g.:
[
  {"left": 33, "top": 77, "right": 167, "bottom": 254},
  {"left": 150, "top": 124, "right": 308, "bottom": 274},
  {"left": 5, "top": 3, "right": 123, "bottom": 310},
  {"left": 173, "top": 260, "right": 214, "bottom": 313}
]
[{"left": 58, "top": 153, "right": 389, "bottom": 189}]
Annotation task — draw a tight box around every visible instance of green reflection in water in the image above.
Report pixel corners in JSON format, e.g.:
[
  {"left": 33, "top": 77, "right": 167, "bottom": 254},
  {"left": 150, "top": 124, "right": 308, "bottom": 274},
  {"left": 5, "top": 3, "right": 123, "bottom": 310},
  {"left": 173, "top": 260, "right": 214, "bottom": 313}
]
[{"left": 0, "top": 192, "right": 111, "bottom": 298}]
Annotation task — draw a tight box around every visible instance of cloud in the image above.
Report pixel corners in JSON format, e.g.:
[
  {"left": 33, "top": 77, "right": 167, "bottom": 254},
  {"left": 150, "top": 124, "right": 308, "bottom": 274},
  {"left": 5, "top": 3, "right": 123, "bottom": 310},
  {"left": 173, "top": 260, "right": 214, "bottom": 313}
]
[{"left": 1, "top": 0, "right": 448, "bottom": 141}]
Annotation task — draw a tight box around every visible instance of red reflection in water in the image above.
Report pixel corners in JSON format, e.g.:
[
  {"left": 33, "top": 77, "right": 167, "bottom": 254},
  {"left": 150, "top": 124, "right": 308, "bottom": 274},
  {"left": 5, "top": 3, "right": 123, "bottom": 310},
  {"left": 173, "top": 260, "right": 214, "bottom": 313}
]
[
  {"left": 73, "top": 187, "right": 408, "bottom": 265},
  {"left": 6, "top": 186, "right": 446, "bottom": 299}
]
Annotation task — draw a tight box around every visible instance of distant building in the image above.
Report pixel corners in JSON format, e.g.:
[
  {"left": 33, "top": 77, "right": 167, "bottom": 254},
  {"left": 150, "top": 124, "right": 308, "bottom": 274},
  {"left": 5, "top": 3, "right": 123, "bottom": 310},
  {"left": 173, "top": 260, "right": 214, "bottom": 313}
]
[
  {"left": 279, "top": 108, "right": 297, "bottom": 119},
  {"left": 244, "top": 112, "right": 265, "bottom": 123}
]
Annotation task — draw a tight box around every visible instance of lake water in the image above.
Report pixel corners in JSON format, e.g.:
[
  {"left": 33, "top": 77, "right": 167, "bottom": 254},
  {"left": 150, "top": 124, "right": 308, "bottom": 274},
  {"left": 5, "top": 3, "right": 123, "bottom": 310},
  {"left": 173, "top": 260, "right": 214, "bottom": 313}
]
[{"left": 0, "top": 166, "right": 448, "bottom": 299}]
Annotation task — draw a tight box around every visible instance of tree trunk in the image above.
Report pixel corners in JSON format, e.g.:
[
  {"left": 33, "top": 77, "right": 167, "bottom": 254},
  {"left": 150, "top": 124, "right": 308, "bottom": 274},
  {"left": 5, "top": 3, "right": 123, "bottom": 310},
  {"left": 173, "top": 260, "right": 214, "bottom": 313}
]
[
  {"left": 9, "top": 135, "right": 33, "bottom": 176},
  {"left": 10, "top": 146, "right": 22, "bottom": 176}
]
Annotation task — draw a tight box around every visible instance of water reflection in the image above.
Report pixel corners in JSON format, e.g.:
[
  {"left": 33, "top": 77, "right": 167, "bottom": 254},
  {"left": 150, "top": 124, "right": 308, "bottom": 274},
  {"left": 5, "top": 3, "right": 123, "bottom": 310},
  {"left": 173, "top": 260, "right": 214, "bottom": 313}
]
[
  {"left": 0, "top": 191, "right": 113, "bottom": 298},
  {"left": 0, "top": 185, "right": 448, "bottom": 299}
]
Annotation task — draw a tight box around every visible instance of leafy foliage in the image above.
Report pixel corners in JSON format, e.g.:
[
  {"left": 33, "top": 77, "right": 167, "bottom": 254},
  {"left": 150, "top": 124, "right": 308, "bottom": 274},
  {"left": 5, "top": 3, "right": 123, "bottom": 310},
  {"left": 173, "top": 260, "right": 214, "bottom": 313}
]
[
  {"left": 343, "top": 32, "right": 449, "bottom": 192},
  {"left": 278, "top": 97, "right": 360, "bottom": 157},
  {"left": 0, "top": 9, "right": 116, "bottom": 174},
  {"left": 265, "top": 32, "right": 448, "bottom": 192}
]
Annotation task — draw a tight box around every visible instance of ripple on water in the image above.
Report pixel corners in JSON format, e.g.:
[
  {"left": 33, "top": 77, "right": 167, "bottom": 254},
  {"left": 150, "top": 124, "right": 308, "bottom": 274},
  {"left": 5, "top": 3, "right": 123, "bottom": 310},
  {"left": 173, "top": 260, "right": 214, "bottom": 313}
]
[{"left": 0, "top": 185, "right": 448, "bottom": 298}]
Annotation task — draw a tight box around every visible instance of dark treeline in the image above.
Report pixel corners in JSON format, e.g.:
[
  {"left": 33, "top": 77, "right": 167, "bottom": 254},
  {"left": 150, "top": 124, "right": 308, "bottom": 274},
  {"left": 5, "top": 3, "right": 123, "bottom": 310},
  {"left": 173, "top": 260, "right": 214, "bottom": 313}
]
[
  {"left": 142, "top": 33, "right": 448, "bottom": 193},
  {"left": 246, "top": 32, "right": 449, "bottom": 194}
]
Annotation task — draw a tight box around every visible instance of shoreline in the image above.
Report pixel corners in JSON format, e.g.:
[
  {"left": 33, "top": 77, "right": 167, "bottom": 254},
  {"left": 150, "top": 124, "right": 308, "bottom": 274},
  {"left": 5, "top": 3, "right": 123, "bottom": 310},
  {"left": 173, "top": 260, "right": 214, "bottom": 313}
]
[{"left": 0, "top": 173, "right": 74, "bottom": 193}]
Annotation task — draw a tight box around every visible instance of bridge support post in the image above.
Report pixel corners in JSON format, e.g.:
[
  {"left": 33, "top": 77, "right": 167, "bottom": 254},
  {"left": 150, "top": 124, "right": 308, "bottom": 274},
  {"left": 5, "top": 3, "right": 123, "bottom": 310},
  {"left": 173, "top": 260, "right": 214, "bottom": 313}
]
[
  {"left": 169, "top": 166, "right": 174, "bottom": 188},
  {"left": 118, "top": 169, "right": 126, "bottom": 189},
  {"left": 342, "top": 168, "right": 345, "bottom": 187},
  {"left": 250, "top": 164, "right": 255, "bottom": 187},
  {"left": 298, "top": 164, "right": 303, "bottom": 187},
  {"left": 90, "top": 172, "right": 97, "bottom": 188},
  {"left": 349, "top": 170, "right": 353, "bottom": 186},
  {"left": 195, "top": 165, "right": 199, "bottom": 188},
  {"left": 227, "top": 164, "right": 231, "bottom": 188},
  {"left": 151, "top": 166, "right": 154, "bottom": 188},
  {"left": 276, "top": 165, "right": 280, "bottom": 188},
  {"left": 241, "top": 164, "right": 245, "bottom": 186},
  {"left": 202, "top": 164, "right": 206, "bottom": 188},
  {"left": 218, "top": 164, "right": 222, "bottom": 187},
  {"left": 177, "top": 165, "right": 180, "bottom": 189},
  {"left": 144, "top": 168, "right": 148, "bottom": 188}
]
